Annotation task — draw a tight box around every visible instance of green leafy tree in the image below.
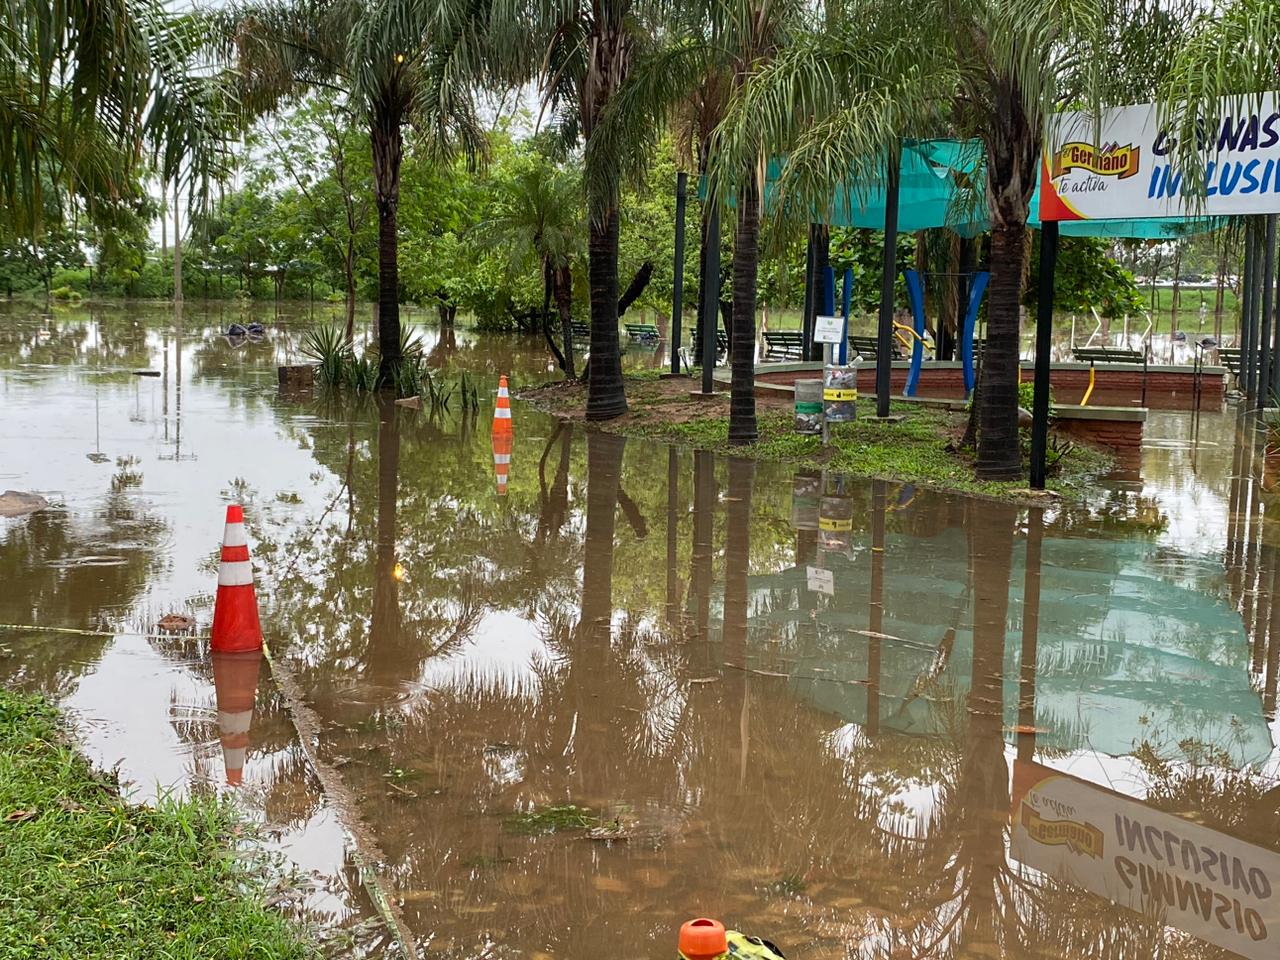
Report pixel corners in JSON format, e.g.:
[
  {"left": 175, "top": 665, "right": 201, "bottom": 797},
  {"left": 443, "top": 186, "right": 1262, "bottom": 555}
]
[
  {"left": 263, "top": 96, "right": 375, "bottom": 338},
  {"left": 477, "top": 149, "right": 585, "bottom": 376},
  {"left": 215, "top": 0, "right": 486, "bottom": 385},
  {"left": 489, "top": 0, "right": 675, "bottom": 419}
]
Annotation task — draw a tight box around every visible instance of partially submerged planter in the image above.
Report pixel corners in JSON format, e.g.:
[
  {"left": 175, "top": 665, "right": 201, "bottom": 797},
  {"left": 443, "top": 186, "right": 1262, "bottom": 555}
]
[{"left": 277, "top": 364, "right": 316, "bottom": 392}]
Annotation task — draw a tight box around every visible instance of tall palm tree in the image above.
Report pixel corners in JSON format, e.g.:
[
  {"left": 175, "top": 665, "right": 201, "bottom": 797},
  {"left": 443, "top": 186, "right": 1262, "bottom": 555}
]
[
  {"left": 489, "top": 0, "right": 676, "bottom": 420},
  {"left": 3, "top": 0, "right": 229, "bottom": 238},
  {"left": 478, "top": 154, "right": 584, "bottom": 377},
  {"left": 1161, "top": 0, "right": 1279, "bottom": 181},
  {"left": 714, "top": 0, "right": 1183, "bottom": 478},
  {"left": 597, "top": 0, "right": 805, "bottom": 441},
  {"left": 213, "top": 0, "right": 484, "bottom": 386}
]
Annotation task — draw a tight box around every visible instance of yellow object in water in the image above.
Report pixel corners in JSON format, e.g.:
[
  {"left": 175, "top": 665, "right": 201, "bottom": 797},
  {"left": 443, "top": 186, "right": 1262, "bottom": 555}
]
[
  {"left": 725, "top": 931, "right": 787, "bottom": 960},
  {"left": 680, "top": 931, "right": 787, "bottom": 960}
]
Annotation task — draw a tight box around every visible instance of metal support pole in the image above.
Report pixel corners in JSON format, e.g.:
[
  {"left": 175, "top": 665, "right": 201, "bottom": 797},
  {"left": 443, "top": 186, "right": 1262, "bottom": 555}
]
[
  {"left": 1017, "top": 506, "right": 1044, "bottom": 763},
  {"left": 801, "top": 225, "right": 816, "bottom": 361},
  {"left": 1030, "top": 221, "right": 1058, "bottom": 490},
  {"left": 670, "top": 172, "right": 688, "bottom": 375},
  {"left": 700, "top": 199, "right": 720, "bottom": 394},
  {"left": 808, "top": 227, "right": 831, "bottom": 361},
  {"left": 1250, "top": 220, "right": 1265, "bottom": 402},
  {"left": 1243, "top": 221, "right": 1256, "bottom": 401},
  {"left": 875, "top": 152, "right": 901, "bottom": 418},
  {"left": 867, "top": 479, "right": 886, "bottom": 735},
  {"left": 1261, "top": 214, "right": 1276, "bottom": 405},
  {"left": 1274, "top": 217, "right": 1280, "bottom": 401}
]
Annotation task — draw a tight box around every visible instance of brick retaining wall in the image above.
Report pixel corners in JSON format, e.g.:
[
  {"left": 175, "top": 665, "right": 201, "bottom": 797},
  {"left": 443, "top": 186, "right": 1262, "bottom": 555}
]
[{"left": 753, "top": 362, "right": 1223, "bottom": 411}]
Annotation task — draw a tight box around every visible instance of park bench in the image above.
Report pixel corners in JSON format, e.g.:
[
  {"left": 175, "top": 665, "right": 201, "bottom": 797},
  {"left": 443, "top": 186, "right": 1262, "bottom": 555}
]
[
  {"left": 691, "top": 327, "right": 729, "bottom": 363},
  {"left": 570, "top": 321, "right": 590, "bottom": 342},
  {"left": 1071, "top": 346, "right": 1147, "bottom": 365},
  {"left": 1218, "top": 346, "right": 1241, "bottom": 377},
  {"left": 849, "top": 335, "right": 902, "bottom": 362},
  {"left": 624, "top": 322, "right": 661, "bottom": 342},
  {"left": 1072, "top": 345, "right": 1149, "bottom": 405},
  {"left": 762, "top": 330, "right": 805, "bottom": 360}
]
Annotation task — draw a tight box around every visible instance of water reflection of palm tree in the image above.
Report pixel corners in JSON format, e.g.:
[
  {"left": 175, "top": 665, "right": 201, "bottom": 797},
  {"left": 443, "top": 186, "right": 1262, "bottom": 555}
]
[
  {"left": 688, "top": 450, "right": 716, "bottom": 669},
  {"left": 882, "top": 501, "right": 1021, "bottom": 958},
  {"left": 534, "top": 423, "right": 573, "bottom": 550},
  {"left": 368, "top": 394, "right": 404, "bottom": 681},
  {"left": 723, "top": 457, "right": 754, "bottom": 786}
]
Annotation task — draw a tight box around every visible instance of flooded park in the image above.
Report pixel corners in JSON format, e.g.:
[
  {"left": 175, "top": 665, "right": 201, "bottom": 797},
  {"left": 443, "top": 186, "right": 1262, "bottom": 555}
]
[{"left": 2, "top": 301, "right": 1279, "bottom": 959}]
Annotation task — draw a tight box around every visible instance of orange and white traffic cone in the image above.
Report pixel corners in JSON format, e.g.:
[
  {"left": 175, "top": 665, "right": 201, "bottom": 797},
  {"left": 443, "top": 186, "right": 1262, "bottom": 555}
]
[
  {"left": 493, "top": 430, "right": 512, "bottom": 496},
  {"left": 211, "top": 504, "right": 263, "bottom": 653},
  {"left": 492, "top": 375, "right": 513, "bottom": 437},
  {"left": 211, "top": 649, "right": 262, "bottom": 787}
]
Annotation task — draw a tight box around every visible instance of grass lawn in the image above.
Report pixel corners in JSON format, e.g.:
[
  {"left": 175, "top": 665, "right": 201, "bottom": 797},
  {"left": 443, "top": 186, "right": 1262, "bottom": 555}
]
[
  {"left": 524, "top": 374, "right": 1111, "bottom": 501},
  {"left": 0, "top": 689, "right": 311, "bottom": 959}
]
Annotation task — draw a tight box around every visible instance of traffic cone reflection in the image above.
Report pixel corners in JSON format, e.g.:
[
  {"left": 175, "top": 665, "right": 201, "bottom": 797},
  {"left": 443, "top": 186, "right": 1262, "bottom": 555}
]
[
  {"left": 493, "top": 430, "right": 512, "bottom": 496},
  {"left": 211, "top": 650, "right": 262, "bottom": 787},
  {"left": 492, "top": 375, "right": 513, "bottom": 437},
  {"left": 211, "top": 504, "right": 263, "bottom": 653}
]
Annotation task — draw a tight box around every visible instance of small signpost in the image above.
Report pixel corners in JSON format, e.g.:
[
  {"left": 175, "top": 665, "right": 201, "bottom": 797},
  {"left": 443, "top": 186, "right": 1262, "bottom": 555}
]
[{"left": 806, "top": 565, "right": 835, "bottom": 596}]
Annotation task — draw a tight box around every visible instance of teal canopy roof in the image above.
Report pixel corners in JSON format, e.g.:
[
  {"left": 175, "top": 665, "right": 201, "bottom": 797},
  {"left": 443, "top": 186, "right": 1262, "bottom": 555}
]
[{"left": 760, "top": 139, "right": 1220, "bottom": 240}]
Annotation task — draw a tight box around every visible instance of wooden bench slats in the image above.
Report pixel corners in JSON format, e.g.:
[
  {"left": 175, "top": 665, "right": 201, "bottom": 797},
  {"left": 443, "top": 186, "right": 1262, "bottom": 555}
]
[
  {"left": 763, "top": 330, "right": 804, "bottom": 360},
  {"left": 1072, "top": 347, "right": 1147, "bottom": 363}
]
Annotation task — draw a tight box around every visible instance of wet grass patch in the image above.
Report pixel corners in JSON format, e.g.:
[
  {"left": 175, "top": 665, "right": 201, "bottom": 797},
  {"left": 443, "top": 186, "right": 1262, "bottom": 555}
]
[
  {"left": 0, "top": 689, "right": 311, "bottom": 958},
  {"left": 503, "top": 803, "right": 596, "bottom": 835},
  {"left": 523, "top": 375, "right": 1112, "bottom": 502}
]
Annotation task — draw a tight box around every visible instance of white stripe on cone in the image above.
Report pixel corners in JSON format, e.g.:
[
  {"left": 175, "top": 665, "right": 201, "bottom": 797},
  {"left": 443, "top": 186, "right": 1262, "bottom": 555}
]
[
  {"left": 218, "top": 560, "right": 254, "bottom": 587},
  {"left": 218, "top": 710, "right": 253, "bottom": 735},
  {"left": 222, "top": 521, "right": 247, "bottom": 548},
  {"left": 494, "top": 407, "right": 511, "bottom": 419}
]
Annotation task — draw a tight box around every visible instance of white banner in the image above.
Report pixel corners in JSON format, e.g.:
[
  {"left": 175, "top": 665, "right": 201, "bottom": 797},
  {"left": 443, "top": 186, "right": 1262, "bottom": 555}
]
[
  {"left": 1010, "top": 760, "right": 1280, "bottom": 959},
  {"left": 1040, "top": 95, "right": 1280, "bottom": 221}
]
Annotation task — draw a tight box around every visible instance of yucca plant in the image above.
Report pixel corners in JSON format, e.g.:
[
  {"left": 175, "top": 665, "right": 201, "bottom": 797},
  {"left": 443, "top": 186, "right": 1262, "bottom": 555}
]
[
  {"left": 345, "top": 354, "right": 378, "bottom": 391},
  {"left": 300, "top": 324, "right": 351, "bottom": 387}
]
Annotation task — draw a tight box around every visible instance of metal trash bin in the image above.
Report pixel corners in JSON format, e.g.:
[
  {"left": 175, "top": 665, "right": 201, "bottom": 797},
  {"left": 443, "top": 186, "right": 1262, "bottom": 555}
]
[{"left": 794, "top": 379, "right": 823, "bottom": 435}]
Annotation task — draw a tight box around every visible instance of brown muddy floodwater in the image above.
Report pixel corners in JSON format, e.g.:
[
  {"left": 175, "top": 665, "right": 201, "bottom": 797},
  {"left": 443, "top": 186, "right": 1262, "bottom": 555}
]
[{"left": 2, "top": 301, "right": 1279, "bottom": 960}]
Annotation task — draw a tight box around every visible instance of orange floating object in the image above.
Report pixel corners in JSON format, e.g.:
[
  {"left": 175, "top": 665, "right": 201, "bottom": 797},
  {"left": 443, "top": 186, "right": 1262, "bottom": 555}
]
[
  {"left": 210, "top": 504, "right": 263, "bottom": 653},
  {"left": 679, "top": 918, "right": 727, "bottom": 960}
]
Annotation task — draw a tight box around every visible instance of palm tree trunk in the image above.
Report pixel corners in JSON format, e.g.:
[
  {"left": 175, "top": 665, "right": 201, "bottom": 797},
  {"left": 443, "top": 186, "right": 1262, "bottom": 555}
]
[
  {"left": 729, "top": 174, "right": 760, "bottom": 443},
  {"left": 371, "top": 107, "right": 403, "bottom": 387},
  {"left": 555, "top": 264, "right": 576, "bottom": 379},
  {"left": 976, "top": 219, "right": 1025, "bottom": 479},
  {"left": 541, "top": 257, "right": 568, "bottom": 374},
  {"left": 586, "top": 205, "right": 627, "bottom": 420}
]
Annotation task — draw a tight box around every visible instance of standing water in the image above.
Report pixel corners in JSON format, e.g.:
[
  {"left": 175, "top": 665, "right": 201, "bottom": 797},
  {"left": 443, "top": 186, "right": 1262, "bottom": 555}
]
[{"left": 2, "top": 302, "right": 1278, "bottom": 959}]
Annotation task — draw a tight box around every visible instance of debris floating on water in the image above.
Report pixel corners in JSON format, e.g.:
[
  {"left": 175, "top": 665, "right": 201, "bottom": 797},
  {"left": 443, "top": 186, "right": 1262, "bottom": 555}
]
[
  {"left": 0, "top": 490, "right": 48, "bottom": 518},
  {"left": 131, "top": 370, "right": 161, "bottom": 377},
  {"left": 155, "top": 613, "right": 197, "bottom": 634}
]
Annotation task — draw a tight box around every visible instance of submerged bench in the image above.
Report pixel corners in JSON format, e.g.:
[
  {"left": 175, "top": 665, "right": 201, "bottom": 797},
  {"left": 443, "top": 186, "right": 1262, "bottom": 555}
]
[
  {"left": 1218, "top": 346, "right": 1241, "bottom": 377},
  {"left": 624, "top": 322, "right": 660, "bottom": 341},
  {"left": 763, "top": 330, "right": 804, "bottom": 360}
]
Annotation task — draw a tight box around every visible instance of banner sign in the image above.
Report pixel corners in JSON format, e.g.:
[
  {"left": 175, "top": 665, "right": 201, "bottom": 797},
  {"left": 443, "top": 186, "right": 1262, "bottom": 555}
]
[
  {"left": 1040, "top": 94, "right": 1280, "bottom": 221},
  {"left": 1011, "top": 760, "right": 1280, "bottom": 959}
]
